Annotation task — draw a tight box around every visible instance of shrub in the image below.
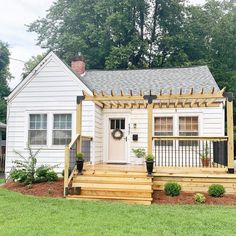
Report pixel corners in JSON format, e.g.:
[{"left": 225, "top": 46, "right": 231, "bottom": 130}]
[
  {"left": 11, "top": 146, "right": 58, "bottom": 185},
  {"left": 11, "top": 145, "right": 40, "bottom": 184},
  {"left": 132, "top": 148, "right": 146, "bottom": 158},
  {"left": 76, "top": 152, "right": 84, "bottom": 160},
  {"left": 208, "top": 184, "right": 225, "bottom": 197},
  {"left": 194, "top": 193, "right": 206, "bottom": 203},
  {"left": 35, "top": 165, "right": 58, "bottom": 183},
  {"left": 164, "top": 182, "right": 181, "bottom": 196},
  {"left": 10, "top": 169, "right": 27, "bottom": 183},
  {"left": 146, "top": 154, "right": 154, "bottom": 161}
]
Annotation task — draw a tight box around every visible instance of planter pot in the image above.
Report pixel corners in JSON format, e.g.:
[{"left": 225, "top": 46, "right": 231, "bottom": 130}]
[
  {"left": 76, "top": 160, "right": 84, "bottom": 175},
  {"left": 135, "top": 158, "right": 144, "bottom": 165},
  {"left": 146, "top": 160, "right": 154, "bottom": 177},
  {"left": 201, "top": 158, "right": 210, "bottom": 167}
]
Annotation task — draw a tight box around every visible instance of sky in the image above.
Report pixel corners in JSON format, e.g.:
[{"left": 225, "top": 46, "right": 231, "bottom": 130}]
[{"left": 0, "top": 0, "right": 206, "bottom": 90}]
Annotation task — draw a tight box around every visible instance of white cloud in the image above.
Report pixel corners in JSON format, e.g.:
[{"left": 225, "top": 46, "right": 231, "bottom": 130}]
[{"left": 0, "top": 0, "right": 205, "bottom": 90}]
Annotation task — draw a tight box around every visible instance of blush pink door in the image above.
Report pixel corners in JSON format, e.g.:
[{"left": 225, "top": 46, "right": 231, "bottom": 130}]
[{"left": 108, "top": 118, "right": 126, "bottom": 162}]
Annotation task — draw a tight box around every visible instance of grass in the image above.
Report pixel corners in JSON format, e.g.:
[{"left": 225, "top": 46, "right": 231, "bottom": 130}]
[
  {"left": 0, "top": 189, "right": 236, "bottom": 236},
  {"left": 0, "top": 178, "right": 5, "bottom": 184}
]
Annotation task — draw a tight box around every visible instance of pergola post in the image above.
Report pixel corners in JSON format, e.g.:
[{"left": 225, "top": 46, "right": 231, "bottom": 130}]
[
  {"left": 144, "top": 94, "right": 157, "bottom": 155},
  {"left": 76, "top": 96, "right": 84, "bottom": 154},
  {"left": 225, "top": 92, "right": 234, "bottom": 173}
]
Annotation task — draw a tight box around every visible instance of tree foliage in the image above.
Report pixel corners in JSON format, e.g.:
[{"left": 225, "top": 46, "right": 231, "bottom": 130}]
[
  {"left": 0, "top": 41, "right": 11, "bottom": 123},
  {"left": 28, "top": 0, "right": 236, "bottom": 118},
  {"left": 22, "top": 53, "right": 46, "bottom": 79}
]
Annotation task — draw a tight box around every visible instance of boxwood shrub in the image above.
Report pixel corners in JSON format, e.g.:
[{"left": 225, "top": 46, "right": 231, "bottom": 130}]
[
  {"left": 164, "top": 182, "right": 181, "bottom": 196},
  {"left": 194, "top": 193, "right": 206, "bottom": 203},
  {"left": 208, "top": 184, "right": 225, "bottom": 197}
]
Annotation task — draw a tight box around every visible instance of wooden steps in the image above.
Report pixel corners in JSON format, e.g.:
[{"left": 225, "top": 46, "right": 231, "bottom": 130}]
[
  {"left": 67, "top": 195, "right": 152, "bottom": 205},
  {"left": 68, "top": 167, "right": 153, "bottom": 205}
]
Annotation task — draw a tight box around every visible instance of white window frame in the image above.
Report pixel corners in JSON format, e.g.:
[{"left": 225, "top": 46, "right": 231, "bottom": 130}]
[
  {"left": 28, "top": 113, "right": 48, "bottom": 146},
  {"left": 52, "top": 113, "right": 72, "bottom": 146},
  {"left": 25, "top": 110, "right": 75, "bottom": 149}
]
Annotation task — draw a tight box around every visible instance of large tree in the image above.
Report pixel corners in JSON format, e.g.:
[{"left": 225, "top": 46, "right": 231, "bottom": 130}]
[
  {"left": 28, "top": 0, "right": 187, "bottom": 69},
  {"left": 28, "top": 0, "right": 236, "bottom": 102},
  {"left": 0, "top": 41, "right": 11, "bottom": 123}
]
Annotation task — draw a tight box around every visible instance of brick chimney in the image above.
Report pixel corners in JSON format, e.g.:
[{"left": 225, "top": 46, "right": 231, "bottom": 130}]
[{"left": 71, "top": 52, "right": 85, "bottom": 76}]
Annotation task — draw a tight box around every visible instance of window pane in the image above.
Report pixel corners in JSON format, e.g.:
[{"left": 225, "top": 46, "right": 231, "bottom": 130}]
[
  {"left": 110, "top": 120, "right": 115, "bottom": 129},
  {"left": 29, "top": 114, "right": 47, "bottom": 130},
  {"left": 53, "top": 114, "right": 72, "bottom": 145},
  {"left": 53, "top": 114, "right": 72, "bottom": 129},
  {"left": 29, "top": 130, "right": 47, "bottom": 145},
  {"left": 115, "top": 120, "right": 120, "bottom": 129},
  {"left": 53, "top": 130, "right": 71, "bottom": 145},
  {"left": 179, "top": 116, "right": 198, "bottom": 146},
  {"left": 154, "top": 117, "right": 173, "bottom": 134},
  {"left": 121, "top": 119, "right": 125, "bottom": 129},
  {"left": 29, "top": 114, "right": 47, "bottom": 145}
]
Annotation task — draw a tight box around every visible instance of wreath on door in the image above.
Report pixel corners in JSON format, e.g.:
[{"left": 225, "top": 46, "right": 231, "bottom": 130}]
[{"left": 112, "top": 129, "right": 124, "bottom": 140}]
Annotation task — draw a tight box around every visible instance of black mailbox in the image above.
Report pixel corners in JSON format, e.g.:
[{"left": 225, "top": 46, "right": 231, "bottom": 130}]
[{"left": 133, "top": 134, "right": 138, "bottom": 141}]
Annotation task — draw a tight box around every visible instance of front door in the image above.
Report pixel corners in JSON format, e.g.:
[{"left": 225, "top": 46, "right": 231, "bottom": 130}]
[{"left": 108, "top": 118, "right": 126, "bottom": 162}]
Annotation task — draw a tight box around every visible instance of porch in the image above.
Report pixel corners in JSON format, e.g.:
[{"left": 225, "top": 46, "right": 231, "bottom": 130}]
[
  {"left": 63, "top": 87, "right": 235, "bottom": 204},
  {"left": 66, "top": 163, "right": 236, "bottom": 205}
]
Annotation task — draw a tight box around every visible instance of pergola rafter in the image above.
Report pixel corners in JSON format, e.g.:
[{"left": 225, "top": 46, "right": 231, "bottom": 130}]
[{"left": 82, "top": 87, "right": 225, "bottom": 109}]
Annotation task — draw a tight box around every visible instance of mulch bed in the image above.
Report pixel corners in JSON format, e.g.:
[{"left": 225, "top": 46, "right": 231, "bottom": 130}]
[
  {"left": 2, "top": 178, "right": 64, "bottom": 198},
  {"left": 152, "top": 190, "right": 236, "bottom": 205},
  {"left": 2, "top": 181, "right": 236, "bottom": 205}
]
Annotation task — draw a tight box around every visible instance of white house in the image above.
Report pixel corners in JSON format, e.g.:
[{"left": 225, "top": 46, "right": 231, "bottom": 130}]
[{"left": 5, "top": 51, "right": 234, "bottom": 177}]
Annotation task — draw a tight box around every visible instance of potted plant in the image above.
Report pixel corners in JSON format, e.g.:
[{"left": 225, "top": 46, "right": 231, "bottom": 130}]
[
  {"left": 145, "top": 154, "right": 154, "bottom": 177},
  {"left": 76, "top": 152, "right": 84, "bottom": 175},
  {"left": 200, "top": 143, "right": 210, "bottom": 167},
  {"left": 132, "top": 148, "right": 146, "bottom": 165}
]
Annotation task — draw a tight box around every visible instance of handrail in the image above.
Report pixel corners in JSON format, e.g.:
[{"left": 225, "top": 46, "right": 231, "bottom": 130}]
[
  {"left": 152, "top": 136, "right": 228, "bottom": 141},
  {"left": 68, "top": 133, "right": 80, "bottom": 149}
]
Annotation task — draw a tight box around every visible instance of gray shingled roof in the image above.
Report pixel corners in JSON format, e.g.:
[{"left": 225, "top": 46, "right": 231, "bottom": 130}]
[{"left": 79, "top": 66, "right": 219, "bottom": 95}]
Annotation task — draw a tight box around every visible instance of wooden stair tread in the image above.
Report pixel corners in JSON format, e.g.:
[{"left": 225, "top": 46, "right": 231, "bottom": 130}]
[
  {"left": 67, "top": 195, "right": 152, "bottom": 201},
  {"left": 79, "top": 187, "right": 153, "bottom": 193},
  {"left": 73, "top": 177, "right": 152, "bottom": 185},
  {"left": 72, "top": 182, "right": 153, "bottom": 190}
]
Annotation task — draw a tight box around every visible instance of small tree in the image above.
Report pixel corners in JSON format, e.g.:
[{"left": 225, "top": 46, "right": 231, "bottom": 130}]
[{"left": 11, "top": 145, "right": 40, "bottom": 184}]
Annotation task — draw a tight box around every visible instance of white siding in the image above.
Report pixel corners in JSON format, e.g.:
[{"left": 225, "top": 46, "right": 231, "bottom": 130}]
[
  {"left": 5, "top": 54, "right": 95, "bottom": 175},
  {"left": 93, "top": 105, "right": 103, "bottom": 163}
]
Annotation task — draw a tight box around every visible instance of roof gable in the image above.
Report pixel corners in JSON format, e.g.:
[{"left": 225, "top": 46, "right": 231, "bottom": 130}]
[{"left": 7, "top": 52, "right": 92, "bottom": 103}]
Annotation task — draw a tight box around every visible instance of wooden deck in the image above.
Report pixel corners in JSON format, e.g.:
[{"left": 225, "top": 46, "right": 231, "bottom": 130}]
[{"left": 67, "top": 164, "right": 236, "bottom": 204}]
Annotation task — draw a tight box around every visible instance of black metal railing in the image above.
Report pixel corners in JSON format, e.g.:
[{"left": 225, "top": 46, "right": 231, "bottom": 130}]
[{"left": 153, "top": 136, "right": 228, "bottom": 168}]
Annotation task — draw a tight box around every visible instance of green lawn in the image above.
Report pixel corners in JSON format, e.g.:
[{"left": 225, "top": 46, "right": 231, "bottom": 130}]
[
  {"left": 0, "top": 189, "right": 236, "bottom": 236},
  {"left": 0, "top": 179, "right": 5, "bottom": 184}
]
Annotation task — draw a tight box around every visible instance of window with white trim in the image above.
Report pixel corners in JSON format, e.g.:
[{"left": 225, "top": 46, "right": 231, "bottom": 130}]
[
  {"left": 154, "top": 117, "right": 173, "bottom": 146},
  {"left": 28, "top": 114, "right": 47, "bottom": 145},
  {"left": 53, "top": 114, "right": 72, "bottom": 145},
  {"left": 179, "top": 116, "right": 198, "bottom": 146}
]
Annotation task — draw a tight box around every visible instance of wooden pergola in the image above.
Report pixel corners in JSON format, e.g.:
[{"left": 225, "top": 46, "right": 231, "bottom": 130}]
[{"left": 75, "top": 87, "right": 234, "bottom": 173}]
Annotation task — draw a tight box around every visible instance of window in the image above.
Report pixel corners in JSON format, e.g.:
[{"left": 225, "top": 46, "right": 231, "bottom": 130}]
[
  {"left": 29, "top": 114, "right": 47, "bottom": 145},
  {"left": 154, "top": 117, "right": 173, "bottom": 146},
  {"left": 53, "top": 114, "right": 72, "bottom": 145},
  {"left": 179, "top": 116, "right": 198, "bottom": 146},
  {"left": 110, "top": 119, "right": 125, "bottom": 130},
  {"left": 154, "top": 117, "right": 173, "bottom": 136}
]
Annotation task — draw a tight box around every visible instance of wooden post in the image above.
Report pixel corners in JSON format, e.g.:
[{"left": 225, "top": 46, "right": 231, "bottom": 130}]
[
  {"left": 76, "top": 96, "right": 84, "bottom": 153},
  {"left": 226, "top": 93, "right": 234, "bottom": 173},
  {"left": 144, "top": 94, "right": 157, "bottom": 155},
  {"left": 147, "top": 103, "right": 153, "bottom": 155},
  {"left": 64, "top": 145, "right": 70, "bottom": 196}
]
